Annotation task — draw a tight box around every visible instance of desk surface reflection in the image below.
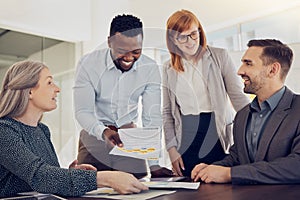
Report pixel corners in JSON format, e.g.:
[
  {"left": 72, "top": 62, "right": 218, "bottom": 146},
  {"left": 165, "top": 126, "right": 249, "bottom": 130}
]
[{"left": 68, "top": 183, "right": 300, "bottom": 200}]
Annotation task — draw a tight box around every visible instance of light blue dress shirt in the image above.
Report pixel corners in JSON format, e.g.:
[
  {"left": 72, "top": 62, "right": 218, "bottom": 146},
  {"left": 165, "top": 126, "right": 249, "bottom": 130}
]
[{"left": 73, "top": 48, "right": 162, "bottom": 141}]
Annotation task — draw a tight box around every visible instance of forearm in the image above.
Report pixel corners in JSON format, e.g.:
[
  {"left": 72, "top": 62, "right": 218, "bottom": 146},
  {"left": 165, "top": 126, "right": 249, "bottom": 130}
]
[
  {"left": 75, "top": 110, "right": 107, "bottom": 140},
  {"left": 213, "top": 154, "right": 236, "bottom": 167},
  {"left": 163, "top": 105, "right": 177, "bottom": 150},
  {"left": 231, "top": 156, "right": 300, "bottom": 184},
  {"left": 32, "top": 166, "right": 97, "bottom": 196}
]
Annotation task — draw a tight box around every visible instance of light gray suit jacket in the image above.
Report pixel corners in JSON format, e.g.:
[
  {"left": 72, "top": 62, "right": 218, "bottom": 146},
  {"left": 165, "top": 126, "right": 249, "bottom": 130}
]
[
  {"left": 163, "top": 46, "right": 250, "bottom": 153},
  {"left": 214, "top": 87, "right": 300, "bottom": 184}
]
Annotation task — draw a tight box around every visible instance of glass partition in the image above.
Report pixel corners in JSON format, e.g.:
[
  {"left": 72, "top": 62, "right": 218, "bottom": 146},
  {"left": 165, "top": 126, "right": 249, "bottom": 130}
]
[
  {"left": 207, "top": 26, "right": 240, "bottom": 51},
  {"left": 241, "top": 7, "right": 300, "bottom": 50},
  {"left": 0, "top": 28, "right": 77, "bottom": 167},
  {"left": 207, "top": 6, "right": 300, "bottom": 51},
  {"left": 206, "top": 6, "right": 300, "bottom": 94}
]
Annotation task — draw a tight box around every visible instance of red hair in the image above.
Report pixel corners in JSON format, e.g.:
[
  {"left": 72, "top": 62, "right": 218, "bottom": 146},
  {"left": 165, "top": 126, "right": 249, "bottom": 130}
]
[{"left": 166, "top": 9, "right": 207, "bottom": 72}]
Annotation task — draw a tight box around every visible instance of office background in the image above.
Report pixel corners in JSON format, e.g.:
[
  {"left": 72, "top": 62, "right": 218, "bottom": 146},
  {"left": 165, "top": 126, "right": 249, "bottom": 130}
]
[{"left": 0, "top": 0, "right": 300, "bottom": 168}]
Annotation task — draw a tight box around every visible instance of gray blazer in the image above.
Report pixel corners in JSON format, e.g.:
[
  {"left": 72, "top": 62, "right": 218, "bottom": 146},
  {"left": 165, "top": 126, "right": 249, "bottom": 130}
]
[
  {"left": 163, "top": 46, "right": 250, "bottom": 153},
  {"left": 215, "top": 87, "right": 300, "bottom": 184}
]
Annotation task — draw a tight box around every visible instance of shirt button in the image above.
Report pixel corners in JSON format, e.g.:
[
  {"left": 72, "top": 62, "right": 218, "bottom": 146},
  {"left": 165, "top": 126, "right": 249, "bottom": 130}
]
[
  {"left": 254, "top": 132, "right": 257, "bottom": 136},
  {"left": 259, "top": 114, "right": 263, "bottom": 118}
]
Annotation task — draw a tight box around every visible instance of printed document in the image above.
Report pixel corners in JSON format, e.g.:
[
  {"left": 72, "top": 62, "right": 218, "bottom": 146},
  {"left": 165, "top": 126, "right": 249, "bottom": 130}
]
[
  {"left": 83, "top": 187, "right": 176, "bottom": 200},
  {"left": 109, "top": 127, "right": 161, "bottom": 160}
]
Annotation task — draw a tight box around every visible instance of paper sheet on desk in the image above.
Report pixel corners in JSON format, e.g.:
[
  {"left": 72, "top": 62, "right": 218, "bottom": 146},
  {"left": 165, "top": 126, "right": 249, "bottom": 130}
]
[
  {"left": 83, "top": 187, "right": 176, "bottom": 200},
  {"left": 143, "top": 181, "right": 200, "bottom": 190},
  {"left": 109, "top": 127, "right": 161, "bottom": 160},
  {"left": 17, "top": 191, "right": 67, "bottom": 199}
]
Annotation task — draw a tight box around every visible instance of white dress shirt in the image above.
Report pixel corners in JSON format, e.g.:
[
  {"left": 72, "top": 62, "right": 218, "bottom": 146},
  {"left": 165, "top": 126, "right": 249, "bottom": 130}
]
[
  {"left": 176, "top": 59, "right": 212, "bottom": 115},
  {"left": 73, "top": 48, "right": 162, "bottom": 140}
]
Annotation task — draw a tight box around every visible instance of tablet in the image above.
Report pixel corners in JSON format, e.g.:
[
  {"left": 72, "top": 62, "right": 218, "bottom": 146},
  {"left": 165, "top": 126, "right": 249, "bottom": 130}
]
[
  {"left": 150, "top": 176, "right": 188, "bottom": 182},
  {"left": 143, "top": 181, "right": 200, "bottom": 190},
  {"left": 150, "top": 176, "right": 191, "bottom": 182}
]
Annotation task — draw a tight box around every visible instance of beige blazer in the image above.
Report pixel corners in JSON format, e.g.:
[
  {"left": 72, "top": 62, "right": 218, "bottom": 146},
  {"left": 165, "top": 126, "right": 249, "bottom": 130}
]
[{"left": 163, "top": 46, "right": 250, "bottom": 153}]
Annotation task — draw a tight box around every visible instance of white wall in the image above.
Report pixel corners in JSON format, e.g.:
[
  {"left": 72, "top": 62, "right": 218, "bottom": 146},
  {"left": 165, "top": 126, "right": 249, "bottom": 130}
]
[
  {"left": 82, "top": 0, "right": 132, "bottom": 53},
  {"left": 0, "top": 0, "right": 91, "bottom": 42},
  {"left": 286, "top": 43, "right": 300, "bottom": 93}
]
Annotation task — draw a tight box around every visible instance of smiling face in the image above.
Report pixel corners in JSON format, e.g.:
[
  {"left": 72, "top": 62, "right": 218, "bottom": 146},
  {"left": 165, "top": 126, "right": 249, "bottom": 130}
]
[
  {"left": 173, "top": 23, "right": 200, "bottom": 60},
  {"left": 238, "top": 46, "right": 269, "bottom": 96},
  {"left": 29, "top": 67, "right": 60, "bottom": 113},
  {"left": 108, "top": 32, "right": 143, "bottom": 71}
]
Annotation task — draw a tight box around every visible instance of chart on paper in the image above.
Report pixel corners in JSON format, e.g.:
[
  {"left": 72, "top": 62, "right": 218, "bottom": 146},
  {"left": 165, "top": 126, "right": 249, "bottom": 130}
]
[{"left": 109, "top": 127, "right": 161, "bottom": 160}]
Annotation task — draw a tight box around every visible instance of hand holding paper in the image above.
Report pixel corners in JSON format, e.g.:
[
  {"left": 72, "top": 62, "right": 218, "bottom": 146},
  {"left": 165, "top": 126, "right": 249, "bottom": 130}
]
[{"left": 109, "top": 128, "right": 161, "bottom": 160}]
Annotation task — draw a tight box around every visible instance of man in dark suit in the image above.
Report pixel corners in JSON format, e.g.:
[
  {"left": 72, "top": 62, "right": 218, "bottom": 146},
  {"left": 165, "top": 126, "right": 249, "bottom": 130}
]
[{"left": 191, "top": 39, "right": 300, "bottom": 184}]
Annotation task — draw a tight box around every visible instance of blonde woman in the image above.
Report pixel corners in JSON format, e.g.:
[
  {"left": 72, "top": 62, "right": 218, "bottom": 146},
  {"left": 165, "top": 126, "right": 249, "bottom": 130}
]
[
  {"left": 0, "top": 60, "right": 147, "bottom": 197},
  {"left": 163, "top": 10, "right": 250, "bottom": 177}
]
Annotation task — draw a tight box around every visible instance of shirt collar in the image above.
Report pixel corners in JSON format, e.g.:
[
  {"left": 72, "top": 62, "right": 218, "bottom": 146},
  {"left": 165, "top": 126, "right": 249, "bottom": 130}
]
[
  {"left": 267, "top": 86, "right": 286, "bottom": 111},
  {"left": 250, "top": 86, "right": 286, "bottom": 112}
]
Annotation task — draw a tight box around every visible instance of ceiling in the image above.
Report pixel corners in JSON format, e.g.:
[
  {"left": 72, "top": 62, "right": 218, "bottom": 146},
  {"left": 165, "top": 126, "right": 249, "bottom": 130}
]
[
  {"left": 0, "top": 28, "right": 62, "bottom": 69},
  {"left": 130, "top": 0, "right": 300, "bottom": 30}
]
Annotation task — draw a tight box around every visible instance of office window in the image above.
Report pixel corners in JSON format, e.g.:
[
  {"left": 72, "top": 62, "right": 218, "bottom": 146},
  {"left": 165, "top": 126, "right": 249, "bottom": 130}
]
[
  {"left": 207, "top": 26, "right": 240, "bottom": 51},
  {"left": 240, "top": 7, "right": 300, "bottom": 50},
  {"left": 205, "top": 6, "right": 300, "bottom": 95},
  {"left": 0, "top": 28, "right": 77, "bottom": 167},
  {"left": 207, "top": 6, "right": 300, "bottom": 51}
]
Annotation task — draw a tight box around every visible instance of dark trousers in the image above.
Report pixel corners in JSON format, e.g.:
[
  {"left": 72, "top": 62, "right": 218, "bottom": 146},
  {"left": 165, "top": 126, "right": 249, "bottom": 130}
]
[
  {"left": 179, "top": 113, "right": 226, "bottom": 177},
  {"left": 77, "top": 130, "right": 148, "bottom": 179}
]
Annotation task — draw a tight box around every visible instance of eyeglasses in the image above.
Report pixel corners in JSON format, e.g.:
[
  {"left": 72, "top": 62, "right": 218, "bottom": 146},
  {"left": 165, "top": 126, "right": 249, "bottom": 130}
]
[{"left": 176, "top": 30, "right": 200, "bottom": 44}]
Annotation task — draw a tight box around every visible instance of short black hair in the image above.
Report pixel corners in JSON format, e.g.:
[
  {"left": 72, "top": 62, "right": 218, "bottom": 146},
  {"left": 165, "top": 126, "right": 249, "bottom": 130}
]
[
  {"left": 247, "top": 39, "right": 293, "bottom": 79},
  {"left": 110, "top": 14, "right": 143, "bottom": 37}
]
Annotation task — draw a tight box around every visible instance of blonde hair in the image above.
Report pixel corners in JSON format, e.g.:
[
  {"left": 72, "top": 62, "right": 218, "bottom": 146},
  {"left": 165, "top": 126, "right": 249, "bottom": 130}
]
[
  {"left": 0, "top": 60, "right": 47, "bottom": 118},
  {"left": 166, "top": 9, "right": 207, "bottom": 72}
]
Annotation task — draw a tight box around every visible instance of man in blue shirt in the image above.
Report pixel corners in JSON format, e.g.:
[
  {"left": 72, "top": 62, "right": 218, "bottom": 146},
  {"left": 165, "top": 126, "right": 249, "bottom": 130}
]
[
  {"left": 191, "top": 39, "right": 300, "bottom": 184},
  {"left": 73, "top": 14, "right": 172, "bottom": 178}
]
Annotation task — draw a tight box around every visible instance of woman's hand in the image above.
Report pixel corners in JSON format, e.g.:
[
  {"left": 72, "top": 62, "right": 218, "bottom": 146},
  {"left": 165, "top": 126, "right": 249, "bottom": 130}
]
[
  {"left": 68, "top": 159, "right": 97, "bottom": 171},
  {"left": 168, "top": 147, "right": 185, "bottom": 176},
  {"left": 96, "top": 171, "right": 148, "bottom": 194}
]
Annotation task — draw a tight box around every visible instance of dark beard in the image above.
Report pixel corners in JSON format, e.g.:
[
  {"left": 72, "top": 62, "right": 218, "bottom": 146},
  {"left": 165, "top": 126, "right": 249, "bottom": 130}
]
[{"left": 113, "top": 59, "right": 133, "bottom": 73}]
